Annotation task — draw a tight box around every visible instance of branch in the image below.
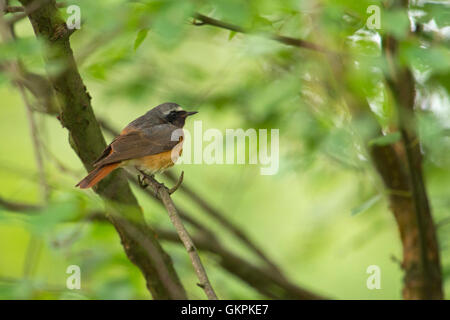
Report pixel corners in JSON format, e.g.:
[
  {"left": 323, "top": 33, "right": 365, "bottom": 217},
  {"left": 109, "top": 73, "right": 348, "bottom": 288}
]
[
  {"left": 0, "top": 196, "right": 41, "bottom": 212},
  {"left": 380, "top": 31, "right": 443, "bottom": 298},
  {"left": 3, "top": 6, "right": 24, "bottom": 13},
  {"left": 192, "top": 13, "right": 331, "bottom": 54},
  {"left": 139, "top": 172, "right": 218, "bottom": 300},
  {"left": 15, "top": 0, "right": 186, "bottom": 299},
  {"left": 168, "top": 171, "right": 183, "bottom": 194},
  {"left": 3, "top": 0, "right": 66, "bottom": 25},
  {"left": 2, "top": 1, "right": 65, "bottom": 13},
  {"left": 20, "top": 86, "right": 50, "bottom": 202}
]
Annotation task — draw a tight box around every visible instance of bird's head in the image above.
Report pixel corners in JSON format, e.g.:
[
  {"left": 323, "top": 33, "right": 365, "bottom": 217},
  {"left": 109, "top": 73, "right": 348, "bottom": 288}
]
[{"left": 150, "top": 102, "right": 198, "bottom": 127}]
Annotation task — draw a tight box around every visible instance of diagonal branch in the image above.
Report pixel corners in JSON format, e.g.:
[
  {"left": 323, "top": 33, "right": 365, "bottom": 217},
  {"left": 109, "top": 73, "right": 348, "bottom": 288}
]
[
  {"left": 139, "top": 171, "right": 218, "bottom": 300},
  {"left": 0, "top": 196, "right": 41, "bottom": 211}
]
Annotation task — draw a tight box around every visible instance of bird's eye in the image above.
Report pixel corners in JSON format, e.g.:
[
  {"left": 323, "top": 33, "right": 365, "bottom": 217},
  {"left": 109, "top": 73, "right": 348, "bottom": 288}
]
[{"left": 166, "top": 111, "right": 177, "bottom": 122}]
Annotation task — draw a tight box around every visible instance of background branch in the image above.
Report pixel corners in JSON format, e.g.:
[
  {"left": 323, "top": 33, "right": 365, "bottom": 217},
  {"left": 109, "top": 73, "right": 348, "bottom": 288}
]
[
  {"left": 376, "top": 11, "right": 443, "bottom": 297},
  {"left": 193, "top": 13, "right": 331, "bottom": 53}
]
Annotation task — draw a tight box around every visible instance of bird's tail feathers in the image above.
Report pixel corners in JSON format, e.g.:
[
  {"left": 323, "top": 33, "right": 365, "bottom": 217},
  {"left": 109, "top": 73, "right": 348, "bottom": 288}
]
[{"left": 76, "top": 163, "right": 119, "bottom": 189}]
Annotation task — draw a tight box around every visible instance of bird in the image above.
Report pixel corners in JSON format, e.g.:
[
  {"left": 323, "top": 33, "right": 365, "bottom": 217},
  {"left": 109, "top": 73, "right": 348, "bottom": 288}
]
[{"left": 76, "top": 102, "right": 197, "bottom": 189}]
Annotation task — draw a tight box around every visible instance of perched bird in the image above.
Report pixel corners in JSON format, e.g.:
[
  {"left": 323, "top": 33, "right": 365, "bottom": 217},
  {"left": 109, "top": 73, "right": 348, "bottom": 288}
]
[{"left": 76, "top": 102, "right": 197, "bottom": 189}]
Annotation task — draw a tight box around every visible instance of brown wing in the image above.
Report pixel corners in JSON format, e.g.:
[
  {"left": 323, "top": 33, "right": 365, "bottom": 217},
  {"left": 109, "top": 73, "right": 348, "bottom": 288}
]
[{"left": 93, "top": 124, "right": 182, "bottom": 167}]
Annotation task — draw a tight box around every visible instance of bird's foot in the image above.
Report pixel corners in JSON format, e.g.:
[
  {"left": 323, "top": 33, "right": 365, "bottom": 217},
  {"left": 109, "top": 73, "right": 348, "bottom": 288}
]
[
  {"left": 137, "top": 174, "right": 148, "bottom": 189},
  {"left": 137, "top": 168, "right": 183, "bottom": 195},
  {"left": 137, "top": 169, "right": 165, "bottom": 191}
]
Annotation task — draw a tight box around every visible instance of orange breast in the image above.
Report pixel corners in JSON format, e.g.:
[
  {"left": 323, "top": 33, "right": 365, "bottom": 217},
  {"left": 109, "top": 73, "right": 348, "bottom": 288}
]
[{"left": 131, "top": 142, "right": 183, "bottom": 174}]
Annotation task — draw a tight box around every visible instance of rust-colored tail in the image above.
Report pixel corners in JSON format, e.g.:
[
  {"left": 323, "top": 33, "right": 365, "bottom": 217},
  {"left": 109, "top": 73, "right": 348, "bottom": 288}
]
[{"left": 76, "top": 163, "right": 120, "bottom": 189}]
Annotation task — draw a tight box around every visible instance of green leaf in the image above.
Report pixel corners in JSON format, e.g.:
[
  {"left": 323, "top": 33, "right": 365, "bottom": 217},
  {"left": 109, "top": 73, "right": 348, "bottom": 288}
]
[
  {"left": 429, "top": 72, "right": 450, "bottom": 94},
  {"left": 250, "top": 15, "right": 273, "bottom": 30},
  {"left": 215, "top": 0, "right": 250, "bottom": 25},
  {"left": 381, "top": 9, "right": 410, "bottom": 39},
  {"left": 369, "top": 132, "right": 401, "bottom": 146},
  {"left": 134, "top": 29, "right": 149, "bottom": 51},
  {"left": 228, "top": 31, "right": 237, "bottom": 40},
  {"left": 414, "top": 3, "right": 450, "bottom": 28},
  {"left": 351, "top": 195, "right": 381, "bottom": 216},
  {"left": 151, "top": 1, "right": 194, "bottom": 47},
  {"left": 400, "top": 43, "right": 450, "bottom": 73},
  {"left": 0, "top": 37, "right": 41, "bottom": 62}
]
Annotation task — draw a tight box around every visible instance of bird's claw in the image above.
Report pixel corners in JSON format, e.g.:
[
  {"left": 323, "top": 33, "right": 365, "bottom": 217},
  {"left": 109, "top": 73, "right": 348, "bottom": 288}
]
[
  {"left": 136, "top": 168, "right": 183, "bottom": 195},
  {"left": 137, "top": 174, "right": 148, "bottom": 189}
]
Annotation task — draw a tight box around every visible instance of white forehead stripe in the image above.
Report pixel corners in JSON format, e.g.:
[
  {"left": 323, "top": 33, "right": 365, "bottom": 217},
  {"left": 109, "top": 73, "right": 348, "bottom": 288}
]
[{"left": 162, "top": 106, "right": 182, "bottom": 115}]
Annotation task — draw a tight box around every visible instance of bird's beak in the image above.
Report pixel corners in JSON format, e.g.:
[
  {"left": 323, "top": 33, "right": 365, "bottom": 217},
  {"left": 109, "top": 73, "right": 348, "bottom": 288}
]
[{"left": 184, "top": 111, "right": 198, "bottom": 117}]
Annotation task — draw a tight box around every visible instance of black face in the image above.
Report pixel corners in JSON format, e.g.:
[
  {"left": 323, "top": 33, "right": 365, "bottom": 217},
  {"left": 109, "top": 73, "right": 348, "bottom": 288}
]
[{"left": 165, "top": 110, "right": 197, "bottom": 127}]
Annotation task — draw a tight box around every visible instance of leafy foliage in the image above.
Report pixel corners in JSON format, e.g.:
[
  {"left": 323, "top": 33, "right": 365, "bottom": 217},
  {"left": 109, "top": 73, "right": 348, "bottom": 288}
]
[{"left": 0, "top": 0, "right": 449, "bottom": 299}]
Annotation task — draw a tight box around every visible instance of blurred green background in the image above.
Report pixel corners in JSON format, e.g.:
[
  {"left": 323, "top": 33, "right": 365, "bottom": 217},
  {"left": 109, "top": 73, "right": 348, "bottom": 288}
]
[{"left": 0, "top": 0, "right": 449, "bottom": 299}]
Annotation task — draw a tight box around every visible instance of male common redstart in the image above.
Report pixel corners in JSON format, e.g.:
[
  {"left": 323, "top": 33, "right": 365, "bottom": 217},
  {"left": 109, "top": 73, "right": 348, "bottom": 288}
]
[{"left": 76, "top": 102, "right": 197, "bottom": 189}]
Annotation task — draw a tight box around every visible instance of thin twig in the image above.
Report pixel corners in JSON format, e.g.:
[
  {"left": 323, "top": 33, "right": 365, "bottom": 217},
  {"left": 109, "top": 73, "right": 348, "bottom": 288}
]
[
  {"left": 4, "top": 0, "right": 66, "bottom": 25},
  {"left": 7, "top": 0, "right": 50, "bottom": 25},
  {"left": 168, "top": 171, "right": 184, "bottom": 194},
  {"left": 139, "top": 171, "right": 218, "bottom": 300},
  {"left": 2, "top": 5, "right": 23, "bottom": 13},
  {"left": 0, "top": 196, "right": 41, "bottom": 211},
  {"left": 192, "top": 13, "right": 331, "bottom": 54},
  {"left": 18, "top": 85, "right": 48, "bottom": 280},
  {"left": 2, "top": 1, "right": 65, "bottom": 13},
  {"left": 19, "top": 86, "right": 50, "bottom": 202}
]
